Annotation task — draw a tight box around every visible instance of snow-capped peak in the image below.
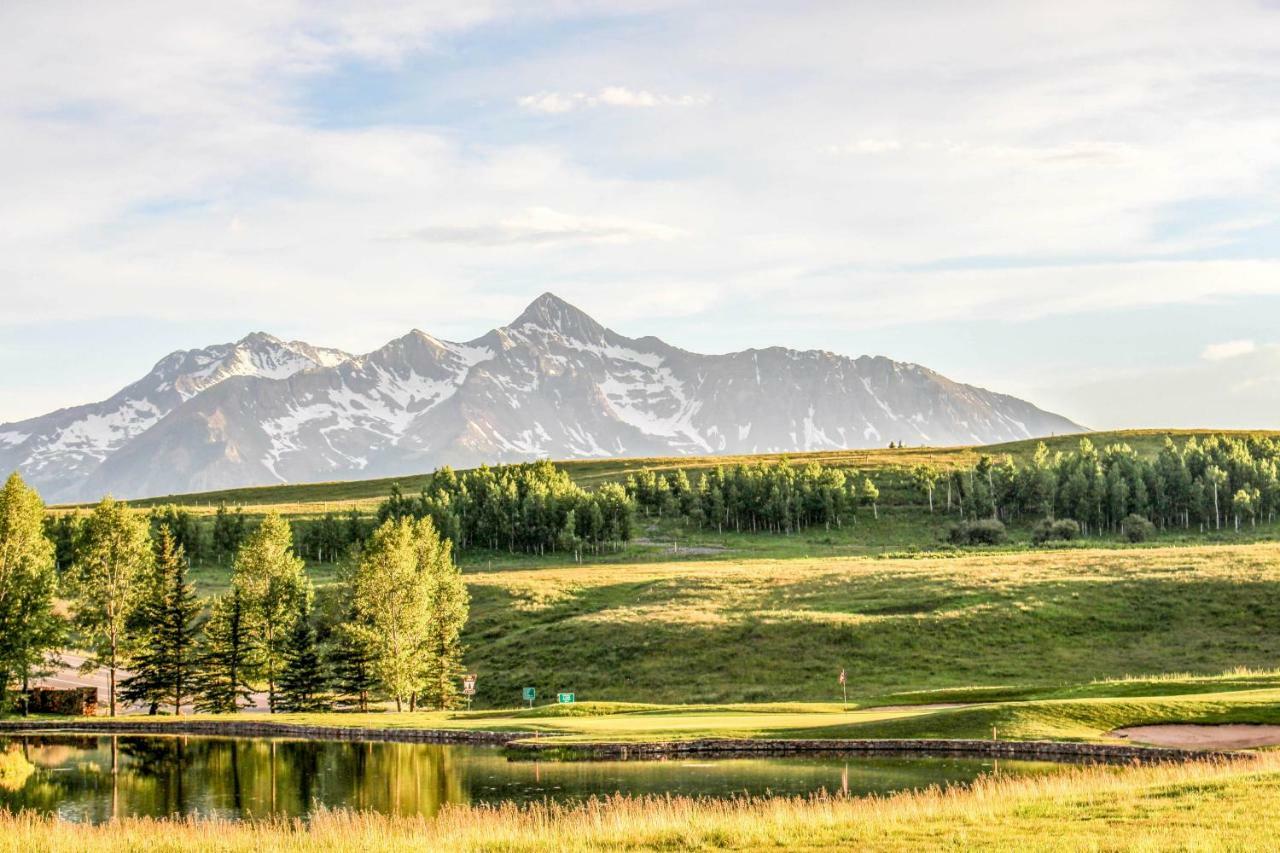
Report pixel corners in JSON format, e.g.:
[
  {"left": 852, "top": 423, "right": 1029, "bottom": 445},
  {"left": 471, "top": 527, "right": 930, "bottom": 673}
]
[{"left": 507, "top": 292, "right": 607, "bottom": 343}]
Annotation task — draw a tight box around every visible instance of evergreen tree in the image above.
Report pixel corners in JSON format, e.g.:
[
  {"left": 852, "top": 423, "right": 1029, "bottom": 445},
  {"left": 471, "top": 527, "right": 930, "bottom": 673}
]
[
  {"left": 276, "top": 599, "right": 330, "bottom": 712},
  {"left": 120, "top": 526, "right": 202, "bottom": 715},
  {"left": 0, "top": 473, "right": 63, "bottom": 710},
  {"left": 72, "top": 496, "right": 154, "bottom": 716},
  {"left": 194, "top": 590, "right": 254, "bottom": 713},
  {"left": 329, "top": 623, "right": 378, "bottom": 711},
  {"left": 148, "top": 505, "right": 201, "bottom": 563}
]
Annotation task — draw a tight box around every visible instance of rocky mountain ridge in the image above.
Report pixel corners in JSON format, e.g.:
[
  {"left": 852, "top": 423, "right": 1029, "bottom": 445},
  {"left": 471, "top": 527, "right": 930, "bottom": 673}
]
[{"left": 1, "top": 294, "right": 1083, "bottom": 501}]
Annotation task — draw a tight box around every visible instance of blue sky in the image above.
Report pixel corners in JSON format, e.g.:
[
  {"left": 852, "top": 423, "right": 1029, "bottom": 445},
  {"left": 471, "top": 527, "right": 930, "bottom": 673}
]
[{"left": 2, "top": 1, "right": 1279, "bottom": 429}]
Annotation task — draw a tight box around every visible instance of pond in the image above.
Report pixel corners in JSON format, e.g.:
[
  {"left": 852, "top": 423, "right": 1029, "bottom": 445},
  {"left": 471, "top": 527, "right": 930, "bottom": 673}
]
[{"left": 0, "top": 733, "right": 1070, "bottom": 824}]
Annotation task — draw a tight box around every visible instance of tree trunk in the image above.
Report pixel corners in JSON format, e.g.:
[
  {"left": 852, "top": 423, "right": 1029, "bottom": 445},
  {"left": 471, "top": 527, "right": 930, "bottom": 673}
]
[{"left": 109, "top": 640, "right": 117, "bottom": 717}]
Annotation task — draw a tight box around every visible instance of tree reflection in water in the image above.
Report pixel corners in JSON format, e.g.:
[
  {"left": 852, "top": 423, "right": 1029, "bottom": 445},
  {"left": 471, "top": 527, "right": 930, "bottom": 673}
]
[{"left": 0, "top": 734, "right": 1067, "bottom": 826}]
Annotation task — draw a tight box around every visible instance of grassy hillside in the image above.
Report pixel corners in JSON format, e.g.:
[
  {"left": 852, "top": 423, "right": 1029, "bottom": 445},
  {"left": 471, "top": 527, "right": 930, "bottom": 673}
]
[
  {"left": 80, "top": 428, "right": 1280, "bottom": 513},
  {"left": 460, "top": 542, "right": 1280, "bottom": 707}
]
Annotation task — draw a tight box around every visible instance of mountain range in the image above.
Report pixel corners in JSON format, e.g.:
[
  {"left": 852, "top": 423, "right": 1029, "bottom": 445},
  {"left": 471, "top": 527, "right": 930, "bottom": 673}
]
[{"left": 1, "top": 293, "right": 1083, "bottom": 502}]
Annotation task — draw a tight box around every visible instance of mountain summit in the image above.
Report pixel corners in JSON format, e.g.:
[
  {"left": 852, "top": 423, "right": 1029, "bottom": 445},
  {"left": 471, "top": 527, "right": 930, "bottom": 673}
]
[{"left": 1, "top": 294, "right": 1082, "bottom": 501}]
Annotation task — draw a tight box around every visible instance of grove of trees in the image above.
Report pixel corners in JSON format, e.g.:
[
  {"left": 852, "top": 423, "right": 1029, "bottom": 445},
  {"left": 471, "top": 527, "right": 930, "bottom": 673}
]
[
  {"left": 924, "top": 435, "right": 1280, "bottom": 535},
  {"left": 4, "top": 434, "right": 1280, "bottom": 712},
  {"left": 0, "top": 475, "right": 471, "bottom": 717},
  {"left": 376, "top": 461, "right": 635, "bottom": 556}
]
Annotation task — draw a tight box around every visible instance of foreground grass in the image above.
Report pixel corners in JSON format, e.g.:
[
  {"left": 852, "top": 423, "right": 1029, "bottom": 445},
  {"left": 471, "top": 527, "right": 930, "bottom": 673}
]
[{"left": 3, "top": 754, "right": 1279, "bottom": 851}]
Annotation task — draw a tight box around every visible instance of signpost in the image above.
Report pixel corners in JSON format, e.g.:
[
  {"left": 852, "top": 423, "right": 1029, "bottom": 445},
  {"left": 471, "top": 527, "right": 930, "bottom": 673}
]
[
  {"left": 462, "top": 673, "right": 477, "bottom": 710},
  {"left": 838, "top": 668, "right": 847, "bottom": 711},
  {"left": 522, "top": 687, "right": 537, "bottom": 708},
  {"left": 558, "top": 692, "right": 575, "bottom": 704}
]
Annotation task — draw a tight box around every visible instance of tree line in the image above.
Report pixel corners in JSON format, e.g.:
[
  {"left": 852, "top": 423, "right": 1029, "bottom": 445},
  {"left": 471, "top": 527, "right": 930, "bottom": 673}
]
[
  {"left": 0, "top": 472, "right": 468, "bottom": 717},
  {"left": 919, "top": 435, "right": 1280, "bottom": 534},
  {"left": 624, "top": 462, "right": 879, "bottom": 533},
  {"left": 375, "top": 461, "right": 635, "bottom": 556}
]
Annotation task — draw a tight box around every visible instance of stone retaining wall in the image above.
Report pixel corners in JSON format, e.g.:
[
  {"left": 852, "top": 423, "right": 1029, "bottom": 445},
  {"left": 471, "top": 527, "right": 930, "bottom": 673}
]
[
  {"left": 0, "top": 719, "right": 520, "bottom": 746},
  {"left": 506, "top": 737, "right": 1238, "bottom": 762},
  {"left": 0, "top": 720, "right": 1238, "bottom": 762}
]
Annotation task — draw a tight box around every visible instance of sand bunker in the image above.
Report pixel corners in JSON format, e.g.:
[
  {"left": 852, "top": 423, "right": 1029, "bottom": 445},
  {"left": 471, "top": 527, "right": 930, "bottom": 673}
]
[{"left": 1112, "top": 724, "right": 1280, "bottom": 750}]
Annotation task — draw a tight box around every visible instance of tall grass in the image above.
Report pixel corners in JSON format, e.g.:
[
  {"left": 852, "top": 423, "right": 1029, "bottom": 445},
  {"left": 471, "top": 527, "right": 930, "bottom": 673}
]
[{"left": 3, "top": 755, "right": 1277, "bottom": 851}]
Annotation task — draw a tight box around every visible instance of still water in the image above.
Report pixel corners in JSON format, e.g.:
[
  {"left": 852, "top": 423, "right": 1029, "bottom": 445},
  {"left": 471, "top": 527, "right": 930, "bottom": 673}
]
[{"left": 0, "top": 732, "right": 1066, "bottom": 824}]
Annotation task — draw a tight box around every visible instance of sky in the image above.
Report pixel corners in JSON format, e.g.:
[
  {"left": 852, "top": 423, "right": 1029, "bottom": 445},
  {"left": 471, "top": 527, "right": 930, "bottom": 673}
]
[{"left": 2, "top": 0, "right": 1279, "bottom": 430}]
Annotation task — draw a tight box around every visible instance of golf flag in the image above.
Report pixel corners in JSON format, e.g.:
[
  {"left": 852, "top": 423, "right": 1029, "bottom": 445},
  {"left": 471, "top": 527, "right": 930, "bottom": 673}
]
[{"left": 838, "top": 668, "right": 846, "bottom": 685}]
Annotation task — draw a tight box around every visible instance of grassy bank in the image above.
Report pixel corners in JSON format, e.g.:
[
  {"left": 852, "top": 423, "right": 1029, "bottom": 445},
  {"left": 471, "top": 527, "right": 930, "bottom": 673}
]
[
  {"left": 12, "top": 680, "right": 1280, "bottom": 746},
  {"left": 3, "top": 754, "right": 1277, "bottom": 851}
]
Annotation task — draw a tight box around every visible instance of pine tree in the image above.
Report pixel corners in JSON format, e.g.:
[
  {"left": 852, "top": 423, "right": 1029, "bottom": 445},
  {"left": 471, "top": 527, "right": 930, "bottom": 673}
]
[
  {"left": 194, "top": 590, "right": 255, "bottom": 713},
  {"left": 329, "top": 623, "right": 378, "bottom": 711},
  {"left": 120, "top": 526, "right": 202, "bottom": 715},
  {"left": 276, "top": 599, "right": 330, "bottom": 712}
]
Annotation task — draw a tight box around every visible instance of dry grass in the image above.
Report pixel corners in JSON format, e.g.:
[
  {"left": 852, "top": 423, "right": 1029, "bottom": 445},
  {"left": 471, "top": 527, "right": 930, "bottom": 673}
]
[{"left": 4, "top": 754, "right": 1279, "bottom": 851}]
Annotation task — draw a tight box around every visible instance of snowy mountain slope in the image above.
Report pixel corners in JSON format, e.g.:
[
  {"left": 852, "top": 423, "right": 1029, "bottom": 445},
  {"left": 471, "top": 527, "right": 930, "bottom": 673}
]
[
  {"left": 0, "top": 334, "right": 351, "bottom": 500},
  {"left": 6, "top": 294, "right": 1084, "bottom": 501}
]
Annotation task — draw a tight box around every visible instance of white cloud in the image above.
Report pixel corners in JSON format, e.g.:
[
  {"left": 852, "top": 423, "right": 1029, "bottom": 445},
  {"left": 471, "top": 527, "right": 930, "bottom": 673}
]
[
  {"left": 1049, "top": 343, "right": 1280, "bottom": 430},
  {"left": 519, "top": 87, "right": 710, "bottom": 113},
  {"left": 1202, "top": 339, "right": 1258, "bottom": 361},
  {"left": 403, "top": 206, "right": 687, "bottom": 246},
  {"left": 5, "top": 1, "right": 1280, "bottom": 427}
]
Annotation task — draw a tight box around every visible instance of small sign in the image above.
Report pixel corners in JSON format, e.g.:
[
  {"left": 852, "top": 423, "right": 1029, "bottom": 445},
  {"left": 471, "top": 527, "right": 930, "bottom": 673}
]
[
  {"left": 522, "top": 687, "right": 537, "bottom": 701},
  {"left": 462, "top": 686, "right": 476, "bottom": 696},
  {"left": 558, "top": 692, "right": 575, "bottom": 704},
  {"left": 462, "top": 673, "right": 477, "bottom": 691}
]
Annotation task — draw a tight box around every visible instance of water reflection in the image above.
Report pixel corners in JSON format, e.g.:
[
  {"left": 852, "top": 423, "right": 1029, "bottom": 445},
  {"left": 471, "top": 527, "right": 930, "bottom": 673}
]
[{"left": 0, "top": 734, "right": 1065, "bottom": 825}]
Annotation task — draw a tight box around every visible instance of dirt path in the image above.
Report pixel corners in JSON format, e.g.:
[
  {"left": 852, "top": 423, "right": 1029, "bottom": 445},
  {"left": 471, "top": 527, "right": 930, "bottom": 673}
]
[{"left": 1112, "top": 724, "right": 1280, "bottom": 749}]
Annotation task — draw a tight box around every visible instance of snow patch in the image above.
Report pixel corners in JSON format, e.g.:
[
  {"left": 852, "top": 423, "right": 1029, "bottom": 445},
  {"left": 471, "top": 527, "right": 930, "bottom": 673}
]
[{"left": 0, "top": 430, "right": 29, "bottom": 448}]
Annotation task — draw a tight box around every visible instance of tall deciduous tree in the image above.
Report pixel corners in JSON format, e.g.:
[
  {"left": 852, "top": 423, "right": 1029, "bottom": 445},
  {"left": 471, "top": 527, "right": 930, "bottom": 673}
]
[
  {"left": 0, "top": 473, "right": 62, "bottom": 709},
  {"left": 349, "top": 517, "right": 468, "bottom": 711},
  {"left": 73, "top": 496, "right": 153, "bottom": 716},
  {"left": 860, "top": 477, "right": 880, "bottom": 520},
  {"left": 911, "top": 465, "right": 940, "bottom": 513},
  {"left": 231, "top": 512, "right": 310, "bottom": 712},
  {"left": 120, "top": 526, "right": 202, "bottom": 715},
  {"left": 419, "top": 536, "right": 469, "bottom": 711}
]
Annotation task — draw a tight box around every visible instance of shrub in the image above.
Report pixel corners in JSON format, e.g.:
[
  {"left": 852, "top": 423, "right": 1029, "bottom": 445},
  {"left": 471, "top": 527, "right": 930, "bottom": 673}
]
[
  {"left": 1120, "top": 514, "right": 1156, "bottom": 543},
  {"left": 1031, "top": 518, "right": 1081, "bottom": 544},
  {"left": 948, "top": 519, "right": 1007, "bottom": 545}
]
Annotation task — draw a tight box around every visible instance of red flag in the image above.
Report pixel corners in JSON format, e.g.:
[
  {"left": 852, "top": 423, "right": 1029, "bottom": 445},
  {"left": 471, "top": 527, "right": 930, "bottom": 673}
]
[{"left": 838, "top": 668, "right": 846, "bottom": 685}]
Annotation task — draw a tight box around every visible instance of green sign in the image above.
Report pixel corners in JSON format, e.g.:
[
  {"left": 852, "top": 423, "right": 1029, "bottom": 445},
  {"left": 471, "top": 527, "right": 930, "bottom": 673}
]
[
  {"left": 558, "top": 692, "right": 575, "bottom": 704},
  {"left": 522, "top": 687, "right": 537, "bottom": 701}
]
